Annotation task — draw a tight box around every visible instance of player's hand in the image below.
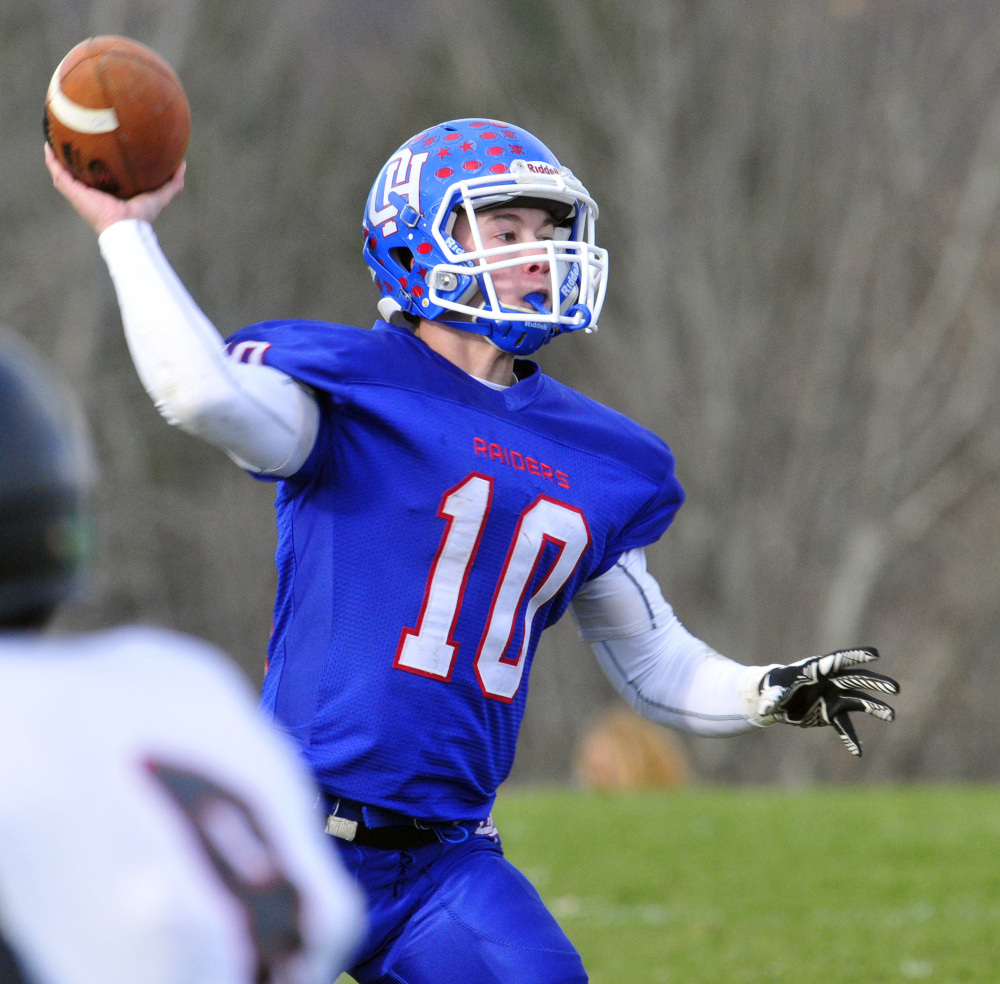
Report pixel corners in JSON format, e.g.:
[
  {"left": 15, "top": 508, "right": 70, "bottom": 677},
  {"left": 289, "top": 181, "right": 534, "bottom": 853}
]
[
  {"left": 754, "top": 647, "right": 898, "bottom": 756},
  {"left": 44, "top": 142, "right": 185, "bottom": 235}
]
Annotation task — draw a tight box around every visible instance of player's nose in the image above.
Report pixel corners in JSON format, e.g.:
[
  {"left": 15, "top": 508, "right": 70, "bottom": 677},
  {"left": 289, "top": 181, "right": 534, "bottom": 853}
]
[{"left": 521, "top": 247, "right": 550, "bottom": 276}]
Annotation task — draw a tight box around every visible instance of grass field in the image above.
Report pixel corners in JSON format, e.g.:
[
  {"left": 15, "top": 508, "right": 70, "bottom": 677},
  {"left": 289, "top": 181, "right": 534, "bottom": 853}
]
[
  {"left": 492, "top": 785, "right": 1000, "bottom": 983},
  {"left": 337, "top": 785, "right": 1000, "bottom": 982}
]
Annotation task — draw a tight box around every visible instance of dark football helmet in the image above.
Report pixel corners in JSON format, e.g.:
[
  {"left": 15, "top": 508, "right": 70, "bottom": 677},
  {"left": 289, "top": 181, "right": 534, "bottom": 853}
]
[{"left": 0, "top": 332, "right": 95, "bottom": 625}]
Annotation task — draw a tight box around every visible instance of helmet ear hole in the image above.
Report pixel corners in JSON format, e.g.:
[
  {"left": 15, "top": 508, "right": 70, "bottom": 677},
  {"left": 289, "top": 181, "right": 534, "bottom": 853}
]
[{"left": 389, "top": 247, "right": 414, "bottom": 272}]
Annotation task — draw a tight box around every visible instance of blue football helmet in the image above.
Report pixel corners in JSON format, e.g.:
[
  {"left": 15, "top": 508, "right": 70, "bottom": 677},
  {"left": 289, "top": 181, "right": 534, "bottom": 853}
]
[{"left": 363, "top": 118, "right": 608, "bottom": 356}]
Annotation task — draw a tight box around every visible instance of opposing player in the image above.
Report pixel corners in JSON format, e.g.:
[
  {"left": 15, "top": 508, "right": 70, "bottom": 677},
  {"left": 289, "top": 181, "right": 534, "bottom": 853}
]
[
  {"left": 46, "top": 118, "right": 898, "bottom": 983},
  {"left": 0, "top": 332, "right": 364, "bottom": 984}
]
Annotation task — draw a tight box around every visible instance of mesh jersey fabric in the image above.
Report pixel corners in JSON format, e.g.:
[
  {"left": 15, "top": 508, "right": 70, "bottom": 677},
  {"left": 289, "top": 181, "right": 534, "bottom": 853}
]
[{"left": 225, "top": 318, "right": 684, "bottom": 821}]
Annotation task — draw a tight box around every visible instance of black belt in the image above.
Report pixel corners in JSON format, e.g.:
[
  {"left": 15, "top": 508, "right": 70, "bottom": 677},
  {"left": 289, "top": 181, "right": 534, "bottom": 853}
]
[{"left": 324, "top": 800, "right": 440, "bottom": 849}]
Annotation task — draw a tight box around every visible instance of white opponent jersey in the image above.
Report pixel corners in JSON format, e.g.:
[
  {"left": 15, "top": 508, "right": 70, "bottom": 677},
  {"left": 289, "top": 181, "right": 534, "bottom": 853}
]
[{"left": 0, "top": 626, "right": 364, "bottom": 984}]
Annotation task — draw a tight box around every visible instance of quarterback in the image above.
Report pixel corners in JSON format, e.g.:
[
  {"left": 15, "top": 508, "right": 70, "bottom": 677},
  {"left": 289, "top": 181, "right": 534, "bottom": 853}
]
[{"left": 47, "top": 118, "right": 898, "bottom": 984}]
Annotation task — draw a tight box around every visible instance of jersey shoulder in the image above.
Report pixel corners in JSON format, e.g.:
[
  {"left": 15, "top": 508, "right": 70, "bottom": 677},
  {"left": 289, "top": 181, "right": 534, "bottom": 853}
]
[
  {"left": 225, "top": 318, "right": 425, "bottom": 393},
  {"left": 533, "top": 373, "right": 678, "bottom": 483},
  {"left": 91, "top": 626, "right": 250, "bottom": 694},
  {"left": 528, "top": 375, "right": 685, "bottom": 565},
  {"left": 0, "top": 627, "right": 251, "bottom": 720}
]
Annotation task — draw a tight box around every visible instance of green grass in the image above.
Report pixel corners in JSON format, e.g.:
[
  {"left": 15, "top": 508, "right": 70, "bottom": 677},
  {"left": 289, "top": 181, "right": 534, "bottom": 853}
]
[
  {"left": 336, "top": 785, "right": 1000, "bottom": 982},
  {"left": 489, "top": 786, "right": 1000, "bottom": 983}
]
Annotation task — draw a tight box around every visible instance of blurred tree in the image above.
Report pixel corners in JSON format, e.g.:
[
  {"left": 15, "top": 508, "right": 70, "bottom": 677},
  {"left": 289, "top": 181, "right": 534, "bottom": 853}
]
[{"left": 6, "top": 0, "right": 1000, "bottom": 785}]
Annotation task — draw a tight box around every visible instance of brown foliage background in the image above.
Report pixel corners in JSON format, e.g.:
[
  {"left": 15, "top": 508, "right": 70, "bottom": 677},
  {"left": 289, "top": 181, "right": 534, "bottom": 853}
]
[{"left": 6, "top": 0, "right": 1000, "bottom": 785}]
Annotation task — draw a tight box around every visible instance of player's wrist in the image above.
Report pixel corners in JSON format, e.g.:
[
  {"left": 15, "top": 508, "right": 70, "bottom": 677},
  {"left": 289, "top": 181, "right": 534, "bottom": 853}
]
[
  {"left": 738, "top": 663, "right": 782, "bottom": 726},
  {"left": 97, "top": 216, "right": 154, "bottom": 250}
]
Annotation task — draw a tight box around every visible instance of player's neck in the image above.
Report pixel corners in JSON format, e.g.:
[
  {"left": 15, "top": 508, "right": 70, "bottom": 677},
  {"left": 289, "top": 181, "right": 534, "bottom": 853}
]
[{"left": 414, "top": 319, "right": 516, "bottom": 387}]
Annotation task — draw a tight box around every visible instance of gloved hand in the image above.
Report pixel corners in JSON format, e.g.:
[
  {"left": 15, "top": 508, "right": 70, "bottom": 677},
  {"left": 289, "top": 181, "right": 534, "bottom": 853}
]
[{"left": 749, "top": 648, "right": 898, "bottom": 756}]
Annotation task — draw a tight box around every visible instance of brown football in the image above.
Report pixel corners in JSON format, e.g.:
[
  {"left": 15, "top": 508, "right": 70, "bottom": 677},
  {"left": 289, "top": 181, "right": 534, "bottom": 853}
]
[{"left": 44, "top": 36, "right": 190, "bottom": 199}]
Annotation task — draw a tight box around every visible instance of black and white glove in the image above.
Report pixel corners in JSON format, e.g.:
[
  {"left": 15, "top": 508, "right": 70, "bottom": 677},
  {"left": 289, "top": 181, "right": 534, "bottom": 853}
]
[{"left": 747, "top": 648, "right": 899, "bottom": 756}]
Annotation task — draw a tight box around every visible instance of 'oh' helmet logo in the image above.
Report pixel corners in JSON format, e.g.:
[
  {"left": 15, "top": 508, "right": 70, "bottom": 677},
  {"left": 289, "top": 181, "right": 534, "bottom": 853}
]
[{"left": 368, "top": 148, "right": 429, "bottom": 237}]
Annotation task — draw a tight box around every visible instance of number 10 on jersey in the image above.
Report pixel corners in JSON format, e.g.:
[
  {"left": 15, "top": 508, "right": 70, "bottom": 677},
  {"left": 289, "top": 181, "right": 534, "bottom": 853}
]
[{"left": 394, "top": 473, "right": 591, "bottom": 702}]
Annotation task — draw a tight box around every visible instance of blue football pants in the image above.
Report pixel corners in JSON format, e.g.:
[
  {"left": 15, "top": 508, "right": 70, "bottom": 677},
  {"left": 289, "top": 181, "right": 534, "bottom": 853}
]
[{"left": 332, "top": 832, "right": 588, "bottom": 984}]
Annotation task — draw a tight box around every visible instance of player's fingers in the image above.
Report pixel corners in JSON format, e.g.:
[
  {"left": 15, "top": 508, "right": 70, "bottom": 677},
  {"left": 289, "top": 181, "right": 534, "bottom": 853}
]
[
  {"left": 44, "top": 142, "right": 112, "bottom": 203},
  {"left": 44, "top": 148, "right": 92, "bottom": 210},
  {"left": 125, "top": 161, "right": 185, "bottom": 223},
  {"left": 44, "top": 141, "right": 177, "bottom": 233},
  {"left": 140, "top": 161, "right": 185, "bottom": 198},
  {"left": 44, "top": 141, "right": 74, "bottom": 188},
  {"left": 813, "top": 647, "right": 879, "bottom": 678},
  {"left": 829, "top": 670, "right": 899, "bottom": 695},
  {"left": 825, "top": 690, "right": 895, "bottom": 723},
  {"left": 171, "top": 160, "right": 186, "bottom": 192},
  {"left": 830, "top": 712, "right": 863, "bottom": 757}
]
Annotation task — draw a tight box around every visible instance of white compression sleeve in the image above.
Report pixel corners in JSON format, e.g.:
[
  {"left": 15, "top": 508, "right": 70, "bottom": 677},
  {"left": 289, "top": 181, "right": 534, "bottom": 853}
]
[
  {"left": 570, "top": 549, "right": 773, "bottom": 736},
  {"left": 97, "top": 219, "right": 319, "bottom": 476}
]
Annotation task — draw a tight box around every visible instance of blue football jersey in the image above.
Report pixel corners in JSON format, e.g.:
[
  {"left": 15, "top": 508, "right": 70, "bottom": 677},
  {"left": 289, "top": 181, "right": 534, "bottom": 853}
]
[{"left": 225, "top": 320, "right": 684, "bottom": 821}]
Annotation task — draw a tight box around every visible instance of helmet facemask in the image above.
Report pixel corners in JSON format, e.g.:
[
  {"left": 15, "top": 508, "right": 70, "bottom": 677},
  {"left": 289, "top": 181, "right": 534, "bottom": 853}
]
[{"left": 425, "top": 165, "right": 608, "bottom": 354}]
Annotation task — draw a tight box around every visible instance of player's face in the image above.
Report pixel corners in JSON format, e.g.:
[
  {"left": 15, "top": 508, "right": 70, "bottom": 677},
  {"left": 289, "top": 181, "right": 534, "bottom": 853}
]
[{"left": 451, "top": 206, "right": 556, "bottom": 313}]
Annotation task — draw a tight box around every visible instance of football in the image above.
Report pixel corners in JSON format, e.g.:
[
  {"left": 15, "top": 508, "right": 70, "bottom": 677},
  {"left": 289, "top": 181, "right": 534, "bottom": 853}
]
[{"left": 44, "top": 36, "right": 190, "bottom": 199}]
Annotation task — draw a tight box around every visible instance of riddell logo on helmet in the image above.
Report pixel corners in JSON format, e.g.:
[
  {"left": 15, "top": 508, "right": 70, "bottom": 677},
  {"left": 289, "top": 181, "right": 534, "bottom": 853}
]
[{"left": 525, "top": 162, "right": 559, "bottom": 176}]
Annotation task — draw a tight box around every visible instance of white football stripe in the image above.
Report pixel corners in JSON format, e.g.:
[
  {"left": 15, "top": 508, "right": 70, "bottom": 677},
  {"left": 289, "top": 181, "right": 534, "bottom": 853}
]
[{"left": 47, "top": 58, "right": 119, "bottom": 134}]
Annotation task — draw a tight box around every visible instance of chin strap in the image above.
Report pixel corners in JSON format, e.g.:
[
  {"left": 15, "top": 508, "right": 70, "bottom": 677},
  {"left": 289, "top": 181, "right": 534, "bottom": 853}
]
[
  {"left": 424, "top": 296, "right": 596, "bottom": 356},
  {"left": 432, "top": 317, "right": 551, "bottom": 355},
  {"left": 523, "top": 293, "right": 593, "bottom": 331}
]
